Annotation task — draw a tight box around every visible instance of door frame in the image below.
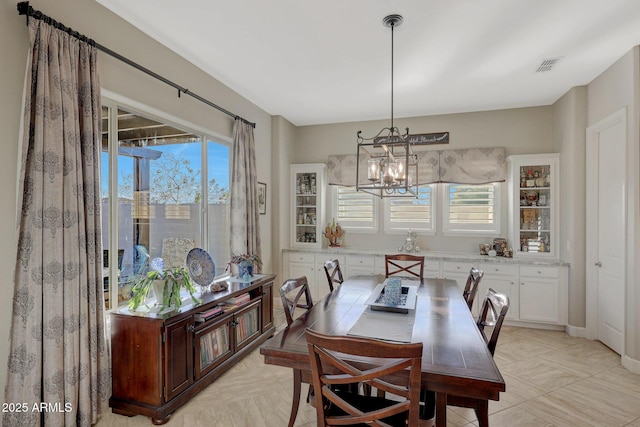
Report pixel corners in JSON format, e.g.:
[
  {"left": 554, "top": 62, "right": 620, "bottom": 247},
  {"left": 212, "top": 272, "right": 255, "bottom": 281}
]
[{"left": 585, "top": 107, "right": 627, "bottom": 348}]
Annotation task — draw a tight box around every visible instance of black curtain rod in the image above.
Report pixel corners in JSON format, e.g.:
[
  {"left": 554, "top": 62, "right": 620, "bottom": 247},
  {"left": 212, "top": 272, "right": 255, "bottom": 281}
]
[{"left": 16, "top": 1, "right": 256, "bottom": 129}]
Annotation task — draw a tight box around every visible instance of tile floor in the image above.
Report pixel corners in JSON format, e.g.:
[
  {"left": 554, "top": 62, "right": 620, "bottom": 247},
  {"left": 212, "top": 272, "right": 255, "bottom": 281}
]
[{"left": 96, "top": 307, "right": 640, "bottom": 427}]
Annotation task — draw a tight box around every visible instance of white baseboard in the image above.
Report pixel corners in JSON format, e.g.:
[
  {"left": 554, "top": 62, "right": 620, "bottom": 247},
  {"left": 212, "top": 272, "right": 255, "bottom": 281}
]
[
  {"left": 622, "top": 355, "right": 640, "bottom": 374},
  {"left": 565, "top": 324, "right": 588, "bottom": 338}
]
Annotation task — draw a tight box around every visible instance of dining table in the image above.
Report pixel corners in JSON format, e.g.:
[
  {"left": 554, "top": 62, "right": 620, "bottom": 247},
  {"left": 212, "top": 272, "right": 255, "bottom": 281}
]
[{"left": 260, "top": 275, "right": 505, "bottom": 427}]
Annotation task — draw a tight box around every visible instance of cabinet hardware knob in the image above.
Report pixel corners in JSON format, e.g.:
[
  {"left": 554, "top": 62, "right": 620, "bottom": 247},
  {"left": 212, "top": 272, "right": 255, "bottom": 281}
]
[
  {"left": 521, "top": 282, "right": 525, "bottom": 286},
  {"left": 595, "top": 261, "right": 602, "bottom": 267},
  {"left": 187, "top": 324, "right": 195, "bottom": 332}
]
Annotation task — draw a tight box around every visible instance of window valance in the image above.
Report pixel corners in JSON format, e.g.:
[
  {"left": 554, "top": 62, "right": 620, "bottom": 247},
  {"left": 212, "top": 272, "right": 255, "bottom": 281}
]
[{"left": 327, "top": 147, "right": 506, "bottom": 186}]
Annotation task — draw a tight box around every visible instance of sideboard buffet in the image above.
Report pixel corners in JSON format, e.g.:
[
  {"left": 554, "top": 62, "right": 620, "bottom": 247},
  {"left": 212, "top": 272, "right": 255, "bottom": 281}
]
[
  {"left": 283, "top": 249, "right": 569, "bottom": 329},
  {"left": 109, "top": 274, "right": 275, "bottom": 425}
]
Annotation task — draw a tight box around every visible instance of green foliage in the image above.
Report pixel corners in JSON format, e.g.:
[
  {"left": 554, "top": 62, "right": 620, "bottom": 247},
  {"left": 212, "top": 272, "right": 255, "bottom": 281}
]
[{"left": 128, "top": 266, "right": 202, "bottom": 311}]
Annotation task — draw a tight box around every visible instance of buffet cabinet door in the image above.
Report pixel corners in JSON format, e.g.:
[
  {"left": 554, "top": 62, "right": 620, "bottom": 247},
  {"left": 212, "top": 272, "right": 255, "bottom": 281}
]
[{"left": 164, "top": 316, "right": 194, "bottom": 401}]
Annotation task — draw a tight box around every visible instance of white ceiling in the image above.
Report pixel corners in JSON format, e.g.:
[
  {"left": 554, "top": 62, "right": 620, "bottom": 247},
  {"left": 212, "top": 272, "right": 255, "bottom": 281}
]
[{"left": 96, "top": 0, "right": 640, "bottom": 126}]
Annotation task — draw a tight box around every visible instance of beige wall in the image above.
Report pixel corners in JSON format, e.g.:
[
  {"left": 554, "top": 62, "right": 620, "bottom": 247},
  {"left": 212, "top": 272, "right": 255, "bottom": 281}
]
[
  {"left": 289, "top": 107, "right": 553, "bottom": 253},
  {"left": 551, "top": 87, "right": 588, "bottom": 328},
  {"left": 271, "top": 115, "right": 297, "bottom": 283},
  {"left": 0, "top": 0, "right": 273, "bottom": 398}
]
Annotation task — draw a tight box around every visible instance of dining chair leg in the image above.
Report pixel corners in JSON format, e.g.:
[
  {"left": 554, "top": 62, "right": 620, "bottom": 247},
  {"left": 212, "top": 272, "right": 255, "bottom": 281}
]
[
  {"left": 288, "top": 369, "right": 302, "bottom": 427},
  {"left": 435, "top": 392, "right": 447, "bottom": 427},
  {"left": 475, "top": 400, "right": 489, "bottom": 427}
]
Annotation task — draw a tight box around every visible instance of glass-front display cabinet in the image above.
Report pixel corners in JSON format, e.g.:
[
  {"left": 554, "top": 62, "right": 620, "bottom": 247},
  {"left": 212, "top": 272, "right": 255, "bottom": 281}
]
[
  {"left": 290, "top": 163, "right": 326, "bottom": 248},
  {"left": 508, "top": 154, "right": 559, "bottom": 258}
]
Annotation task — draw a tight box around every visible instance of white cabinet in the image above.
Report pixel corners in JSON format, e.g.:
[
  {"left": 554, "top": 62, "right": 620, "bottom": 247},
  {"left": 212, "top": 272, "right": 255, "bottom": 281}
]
[
  {"left": 345, "top": 255, "right": 376, "bottom": 279},
  {"left": 518, "top": 266, "right": 567, "bottom": 324},
  {"left": 282, "top": 250, "right": 568, "bottom": 328},
  {"left": 442, "top": 261, "right": 474, "bottom": 294},
  {"left": 283, "top": 251, "right": 344, "bottom": 303},
  {"left": 478, "top": 263, "right": 519, "bottom": 319},
  {"left": 508, "top": 154, "right": 560, "bottom": 258},
  {"left": 290, "top": 163, "right": 326, "bottom": 248}
]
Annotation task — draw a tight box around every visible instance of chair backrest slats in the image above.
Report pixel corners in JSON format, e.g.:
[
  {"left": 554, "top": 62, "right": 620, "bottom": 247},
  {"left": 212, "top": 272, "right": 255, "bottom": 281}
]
[
  {"left": 462, "top": 267, "right": 484, "bottom": 310},
  {"left": 279, "top": 276, "right": 314, "bottom": 327},
  {"left": 476, "top": 288, "right": 510, "bottom": 355},
  {"left": 323, "top": 259, "right": 344, "bottom": 292},
  {"left": 305, "top": 328, "right": 422, "bottom": 426},
  {"left": 385, "top": 254, "right": 425, "bottom": 279}
]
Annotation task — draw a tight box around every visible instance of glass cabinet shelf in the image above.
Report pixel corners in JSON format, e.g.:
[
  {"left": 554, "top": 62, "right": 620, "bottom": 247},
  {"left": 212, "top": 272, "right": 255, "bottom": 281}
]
[
  {"left": 290, "top": 164, "right": 326, "bottom": 248},
  {"left": 508, "top": 154, "right": 559, "bottom": 258}
]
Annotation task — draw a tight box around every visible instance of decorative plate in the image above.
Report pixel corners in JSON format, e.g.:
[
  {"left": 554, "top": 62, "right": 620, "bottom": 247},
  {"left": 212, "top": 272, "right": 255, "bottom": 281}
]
[{"left": 186, "top": 248, "right": 216, "bottom": 286}]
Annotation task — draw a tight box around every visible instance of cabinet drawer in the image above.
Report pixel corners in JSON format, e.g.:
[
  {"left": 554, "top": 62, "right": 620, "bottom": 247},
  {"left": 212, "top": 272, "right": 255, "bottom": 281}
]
[
  {"left": 288, "top": 252, "right": 315, "bottom": 264},
  {"left": 346, "top": 255, "right": 375, "bottom": 267},
  {"left": 442, "top": 261, "right": 472, "bottom": 274},
  {"left": 520, "top": 266, "right": 559, "bottom": 278},
  {"left": 480, "top": 264, "right": 518, "bottom": 277},
  {"left": 424, "top": 260, "right": 440, "bottom": 275}
]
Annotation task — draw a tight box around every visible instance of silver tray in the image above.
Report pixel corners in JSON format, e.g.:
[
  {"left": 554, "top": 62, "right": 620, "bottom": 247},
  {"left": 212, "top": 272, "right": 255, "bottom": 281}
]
[{"left": 364, "top": 281, "right": 418, "bottom": 314}]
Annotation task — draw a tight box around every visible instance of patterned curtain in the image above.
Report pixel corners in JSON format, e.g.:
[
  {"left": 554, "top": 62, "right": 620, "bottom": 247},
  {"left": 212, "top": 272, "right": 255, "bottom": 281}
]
[
  {"left": 4, "top": 20, "right": 110, "bottom": 426},
  {"left": 438, "top": 147, "right": 506, "bottom": 184},
  {"left": 327, "top": 147, "right": 506, "bottom": 186},
  {"left": 230, "top": 119, "right": 262, "bottom": 271}
]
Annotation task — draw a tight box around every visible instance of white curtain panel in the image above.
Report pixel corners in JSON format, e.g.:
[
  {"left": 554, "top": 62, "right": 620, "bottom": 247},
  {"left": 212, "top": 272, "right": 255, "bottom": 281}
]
[
  {"left": 230, "top": 119, "right": 262, "bottom": 271},
  {"left": 4, "top": 19, "right": 110, "bottom": 426}
]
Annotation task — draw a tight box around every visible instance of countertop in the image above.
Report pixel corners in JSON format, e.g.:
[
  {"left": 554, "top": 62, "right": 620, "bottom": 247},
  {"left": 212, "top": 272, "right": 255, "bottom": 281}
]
[{"left": 283, "top": 247, "right": 570, "bottom": 267}]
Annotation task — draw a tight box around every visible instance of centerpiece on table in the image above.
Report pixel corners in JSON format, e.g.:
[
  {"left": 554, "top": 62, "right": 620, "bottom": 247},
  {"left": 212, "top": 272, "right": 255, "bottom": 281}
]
[
  {"left": 128, "top": 257, "right": 202, "bottom": 311},
  {"left": 229, "top": 253, "right": 262, "bottom": 281}
]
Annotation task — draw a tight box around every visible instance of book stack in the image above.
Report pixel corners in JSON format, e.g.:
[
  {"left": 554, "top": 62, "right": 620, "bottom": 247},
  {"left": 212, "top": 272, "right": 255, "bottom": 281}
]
[
  {"left": 223, "top": 292, "right": 250, "bottom": 310},
  {"left": 194, "top": 305, "right": 223, "bottom": 323},
  {"left": 199, "top": 327, "right": 229, "bottom": 368}
]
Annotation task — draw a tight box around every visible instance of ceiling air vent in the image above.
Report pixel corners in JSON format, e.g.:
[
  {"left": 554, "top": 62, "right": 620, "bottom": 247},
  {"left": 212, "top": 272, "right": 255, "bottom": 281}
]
[{"left": 536, "top": 57, "right": 563, "bottom": 73}]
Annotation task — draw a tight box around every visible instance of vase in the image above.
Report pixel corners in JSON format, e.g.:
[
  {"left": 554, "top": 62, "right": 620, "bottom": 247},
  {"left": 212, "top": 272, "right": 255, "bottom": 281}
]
[
  {"left": 238, "top": 261, "right": 254, "bottom": 281},
  {"left": 151, "top": 279, "right": 167, "bottom": 306}
]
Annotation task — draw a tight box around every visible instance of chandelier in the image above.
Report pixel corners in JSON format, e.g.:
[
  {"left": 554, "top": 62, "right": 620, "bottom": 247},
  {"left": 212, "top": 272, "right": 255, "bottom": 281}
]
[{"left": 356, "top": 14, "right": 419, "bottom": 198}]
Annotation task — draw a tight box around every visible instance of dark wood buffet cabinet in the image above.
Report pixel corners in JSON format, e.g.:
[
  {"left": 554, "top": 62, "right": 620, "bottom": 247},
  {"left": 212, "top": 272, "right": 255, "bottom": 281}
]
[{"left": 109, "top": 274, "right": 276, "bottom": 425}]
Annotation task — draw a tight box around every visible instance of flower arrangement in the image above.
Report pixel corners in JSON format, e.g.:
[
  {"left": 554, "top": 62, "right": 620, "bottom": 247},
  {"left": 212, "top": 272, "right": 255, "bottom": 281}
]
[
  {"left": 128, "top": 258, "right": 202, "bottom": 311},
  {"left": 227, "top": 253, "right": 262, "bottom": 280},
  {"left": 230, "top": 253, "right": 263, "bottom": 267}
]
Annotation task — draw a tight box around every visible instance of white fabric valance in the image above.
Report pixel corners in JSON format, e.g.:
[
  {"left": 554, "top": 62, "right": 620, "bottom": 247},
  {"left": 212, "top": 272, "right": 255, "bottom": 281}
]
[{"left": 327, "top": 147, "right": 506, "bottom": 186}]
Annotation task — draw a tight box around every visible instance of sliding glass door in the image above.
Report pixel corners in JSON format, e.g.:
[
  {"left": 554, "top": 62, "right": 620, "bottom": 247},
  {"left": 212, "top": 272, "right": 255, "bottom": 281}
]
[{"left": 101, "top": 103, "right": 230, "bottom": 309}]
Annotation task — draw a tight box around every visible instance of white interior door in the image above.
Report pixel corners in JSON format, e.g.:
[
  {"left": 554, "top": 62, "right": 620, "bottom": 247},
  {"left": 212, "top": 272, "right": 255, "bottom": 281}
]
[{"left": 586, "top": 109, "right": 626, "bottom": 355}]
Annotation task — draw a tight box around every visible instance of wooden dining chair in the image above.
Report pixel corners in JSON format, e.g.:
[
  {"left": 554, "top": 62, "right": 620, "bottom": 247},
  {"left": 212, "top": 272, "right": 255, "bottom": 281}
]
[
  {"left": 323, "top": 259, "right": 344, "bottom": 292},
  {"left": 305, "top": 328, "right": 423, "bottom": 427},
  {"left": 462, "top": 267, "right": 484, "bottom": 311},
  {"left": 422, "top": 288, "right": 510, "bottom": 427},
  {"left": 279, "top": 277, "right": 315, "bottom": 427},
  {"left": 385, "top": 254, "right": 425, "bottom": 279}
]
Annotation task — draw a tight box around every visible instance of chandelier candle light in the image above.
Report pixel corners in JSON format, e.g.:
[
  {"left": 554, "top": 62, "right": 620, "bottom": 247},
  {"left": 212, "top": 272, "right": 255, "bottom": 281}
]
[{"left": 356, "top": 14, "right": 419, "bottom": 198}]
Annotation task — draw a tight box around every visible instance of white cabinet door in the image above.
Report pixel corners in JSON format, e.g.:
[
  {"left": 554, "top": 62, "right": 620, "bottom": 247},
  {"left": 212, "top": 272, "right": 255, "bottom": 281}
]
[
  {"left": 519, "top": 266, "right": 560, "bottom": 323},
  {"left": 284, "top": 252, "right": 318, "bottom": 301},
  {"left": 519, "top": 278, "right": 559, "bottom": 323}
]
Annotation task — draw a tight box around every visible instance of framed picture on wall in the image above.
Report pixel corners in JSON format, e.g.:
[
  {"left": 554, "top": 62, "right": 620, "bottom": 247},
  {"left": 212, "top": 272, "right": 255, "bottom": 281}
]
[{"left": 257, "top": 182, "right": 266, "bottom": 215}]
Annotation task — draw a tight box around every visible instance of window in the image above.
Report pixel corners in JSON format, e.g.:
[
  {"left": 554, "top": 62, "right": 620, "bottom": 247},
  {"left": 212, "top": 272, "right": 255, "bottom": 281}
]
[
  {"left": 442, "top": 183, "right": 500, "bottom": 235},
  {"left": 332, "top": 186, "right": 377, "bottom": 232},
  {"left": 383, "top": 185, "right": 435, "bottom": 234},
  {"left": 101, "top": 102, "right": 230, "bottom": 310}
]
